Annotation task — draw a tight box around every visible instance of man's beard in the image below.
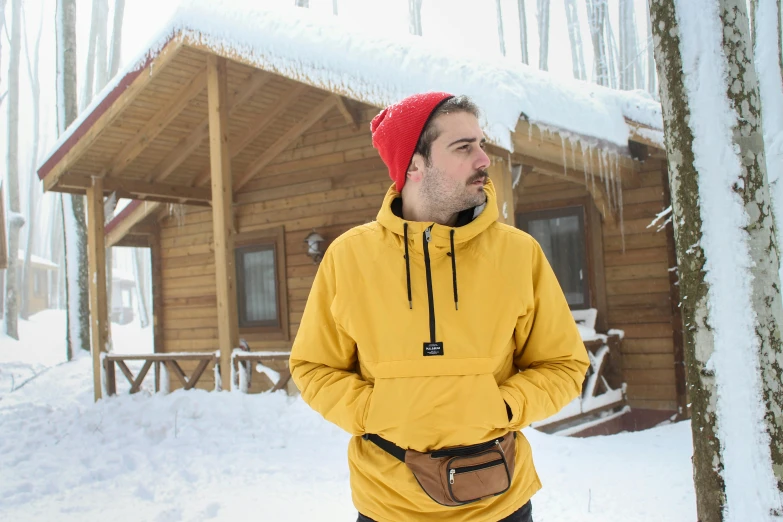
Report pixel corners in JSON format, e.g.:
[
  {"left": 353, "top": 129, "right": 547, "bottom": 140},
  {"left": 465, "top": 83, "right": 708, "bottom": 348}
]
[{"left": 420, "top": 166, "right": 489, "bottom": 216}]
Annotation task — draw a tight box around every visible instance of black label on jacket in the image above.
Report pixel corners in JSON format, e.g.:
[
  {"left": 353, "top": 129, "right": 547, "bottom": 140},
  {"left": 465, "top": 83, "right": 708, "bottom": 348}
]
[{"left": 423, "top": 342, "right": 444, "bottom": 356}]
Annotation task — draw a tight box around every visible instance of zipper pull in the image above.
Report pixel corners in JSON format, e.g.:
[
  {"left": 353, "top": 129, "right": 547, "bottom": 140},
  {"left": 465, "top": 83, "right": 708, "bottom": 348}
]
[
  {"left": 449, "top": 469, "right": 455, "bottom": 484},
  {"left": 424, "top": 227, "right": 432, "bottom": 243}
]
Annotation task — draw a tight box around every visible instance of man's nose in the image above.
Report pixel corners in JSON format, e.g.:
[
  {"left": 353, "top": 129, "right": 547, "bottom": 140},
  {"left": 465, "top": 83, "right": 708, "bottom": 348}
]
[{"left": 475, "top": 147, "right": 491, "bottom": 171}]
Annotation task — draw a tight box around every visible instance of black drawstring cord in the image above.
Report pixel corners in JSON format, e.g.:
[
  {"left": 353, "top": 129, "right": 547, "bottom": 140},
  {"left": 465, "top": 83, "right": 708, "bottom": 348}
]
[
  {"left": 450, "top": 229, "right": 458, "bottom": 310},
  {"left": 404, "top": 223, "right": 412, "bottom": 309}
]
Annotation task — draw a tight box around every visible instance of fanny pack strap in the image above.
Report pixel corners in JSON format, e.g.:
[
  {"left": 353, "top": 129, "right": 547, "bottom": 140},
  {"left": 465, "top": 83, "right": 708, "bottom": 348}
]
[{"left": 362, "top": 433, "right": 406, "bottom": 462}]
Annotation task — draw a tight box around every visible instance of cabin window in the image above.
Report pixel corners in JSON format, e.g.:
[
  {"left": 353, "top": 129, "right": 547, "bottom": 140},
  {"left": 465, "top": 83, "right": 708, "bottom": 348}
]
[
  {"left": 516, "top": 206, "right": 590, "bottom": 309},
  {"left": 235, "top": 226, "right": 289, "bottom": 339}
]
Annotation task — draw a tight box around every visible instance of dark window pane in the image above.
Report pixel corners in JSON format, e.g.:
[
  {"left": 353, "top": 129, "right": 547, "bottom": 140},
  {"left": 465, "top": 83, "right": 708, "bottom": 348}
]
[
  {"left": 240, "top": 247, "right": 277, "bottom": 325},
  {"left": 518, "top": 207, "right": 588, "bottom": 308}
]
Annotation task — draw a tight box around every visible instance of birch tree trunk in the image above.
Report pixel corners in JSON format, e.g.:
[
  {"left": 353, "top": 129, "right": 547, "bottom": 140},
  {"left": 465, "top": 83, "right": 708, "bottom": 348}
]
[
  {"left": 605, "top": 16, "right": 619, "bottom": 88},
  {"left": 517, "top": 0, "right": 529, "bottom": 64},
  {"left": 4, "top": 0, "right": 23, "bottom": 340},
  {"left": 108, "top": 0, "right": 123, "bottom": 77},
  {"left": 650, "top": 0, "right": 783, "bottom": 519},
  {"left": 20, "top": 2, "right": 43, "bottom": 321},
  {"left": 496, "top": 0, "right": 506, "bottom": 56},
  {"left": 564, "top": 0, "right": 586, "bottom": 80},
  {"left": 332, "top": 0, "right": 338, "bottom": 16},
  {"left": 537, "top": 0, "right": 551, "bottom": 70},
  {"left": 81, "top": 0, "right": 100, "bottom": 111},
  {"left": 587, "top": 0, "right": 609, "bottom": 86},
  {"left": 752, "top": 0, "right": 783, "bottom": 284},
  {"left": 57, "top": 0, "right": 89, "bottom": 360},
  {"left": 294, "top": 0, "right": 308, "bottom": 7},
  {"left": 409, "top": 0, "right": 423, "bottom": 36}
]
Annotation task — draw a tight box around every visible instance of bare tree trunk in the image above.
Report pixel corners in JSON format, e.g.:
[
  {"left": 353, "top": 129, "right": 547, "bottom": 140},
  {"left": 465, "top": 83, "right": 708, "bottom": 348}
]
[
  {"left": 651, "top": 0, "right": 783, "bottom": 519},
  {"left": 587, "top": 0, "right": 609, "bottom": 86},
  {"left": 619, "top": 0, "right": 642, "bottom": 90},
  {"left": 409, "top": 0, "right": 423, "bottom": 36},
  {"left": 752, "top": 0, "right": 783, "bottom": 283},
  {"left": 646, "top": 0, "right": 658, "bottom": 98},
  {"left": 108, "top": 0, "right": 123, "bottom": 77},
  {"left": 564, "top": 0, "right": 586, "bottom": 80},
  {"left": 517, "top": 0, "right": 529, "bottom": 64},
  {"left": 20, "top": 2, "right": 43, "bottom": 321},
  {"left": 94, "top": 0, "right": 109, "bottom": 92},
  {"left": 495, "top": 0, "right": 506, "bottom": 56},
  {"left": 332, "top": 0, "right": 338, "bottom": 15},
  {"left": 537, "top": 0, "right": 551, "bottom": 70},
  {"left": 57, "top": 0, "right": 89, "bottom": 359},
  {"left": 81, "top": 0, "right": 100, "bottom": 110},
  {"left": 4, "top": 0, "right": 23, "bottom": 340},
  {"left": 605, "top": 15, "right": 619, "bottom": 88},
  {"left": 294, "top": 0, "right": 308, "bottom": 7}
]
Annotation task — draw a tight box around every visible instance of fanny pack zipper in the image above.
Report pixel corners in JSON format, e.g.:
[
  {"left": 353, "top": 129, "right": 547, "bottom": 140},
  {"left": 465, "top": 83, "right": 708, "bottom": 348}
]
[{"left": 449, "top": 458, "right": 505, "bottom": 484}]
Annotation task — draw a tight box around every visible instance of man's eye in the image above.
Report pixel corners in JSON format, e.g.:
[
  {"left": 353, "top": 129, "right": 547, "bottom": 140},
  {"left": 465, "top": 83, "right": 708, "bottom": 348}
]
[{"left": 458, "top": 144, "right": 469, "bottom": 151}]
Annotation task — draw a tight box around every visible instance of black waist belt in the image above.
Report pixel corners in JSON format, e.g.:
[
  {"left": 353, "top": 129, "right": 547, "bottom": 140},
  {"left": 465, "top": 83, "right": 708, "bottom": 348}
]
[{"left": 362, "top": 432, "right": 516, "bottom": 463}]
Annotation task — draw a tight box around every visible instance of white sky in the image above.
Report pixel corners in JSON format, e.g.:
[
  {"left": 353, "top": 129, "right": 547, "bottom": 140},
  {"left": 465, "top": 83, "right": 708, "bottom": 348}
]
[{"left": 1, "top": 0, "right": 654, "bottom": 257}]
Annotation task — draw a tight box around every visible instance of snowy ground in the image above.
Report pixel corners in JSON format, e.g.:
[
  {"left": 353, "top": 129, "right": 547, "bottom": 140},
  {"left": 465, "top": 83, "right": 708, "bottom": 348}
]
[{"left": 0, "top": 311, "right": 696, "bottom": 521}]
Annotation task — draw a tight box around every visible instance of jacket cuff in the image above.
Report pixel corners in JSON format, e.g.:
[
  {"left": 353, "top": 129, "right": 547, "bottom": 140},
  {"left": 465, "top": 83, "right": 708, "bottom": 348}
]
[{"left": 499, "top": 386, "right": 522, "bottom": 428}]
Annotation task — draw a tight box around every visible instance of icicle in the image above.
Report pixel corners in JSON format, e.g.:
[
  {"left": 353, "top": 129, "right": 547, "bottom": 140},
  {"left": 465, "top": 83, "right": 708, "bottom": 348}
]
[
  {"left": 560, "top": 133, "right": 568, "bottom": 178},
  {"left": 528, "top": 122, "right": 533, "bottom": 141},
  {"left": 569, "top": 136, "right": 578, "bottom": 171},
  {"left": 618, "top": 169, "right": 625, "bottom": 253},
  {"left": 588, "top": 146, "right": 597, "bottom": 195},
  {"left": 601, "top": 151, "right": 610, "bottom": 206},
  {"left": 579, "top": 140, "right": 589, "bottom": 186},
  {"left": 168, "top": 203, "right": 187, "bottom": 227}
]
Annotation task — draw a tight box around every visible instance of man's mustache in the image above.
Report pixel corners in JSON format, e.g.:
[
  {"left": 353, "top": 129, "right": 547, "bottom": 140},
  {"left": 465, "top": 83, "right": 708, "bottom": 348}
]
[{"left": 467, "top": 170, "right": 489, "bottom": 185}]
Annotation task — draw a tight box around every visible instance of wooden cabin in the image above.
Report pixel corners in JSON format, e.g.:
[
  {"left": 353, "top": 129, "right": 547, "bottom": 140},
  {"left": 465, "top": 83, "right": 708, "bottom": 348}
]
[
  {"left": 0, "top": 250, "right": 58, "bottom": 316},
  {"left": 36, "top": 7, "right": 683, "bottom": 432}
]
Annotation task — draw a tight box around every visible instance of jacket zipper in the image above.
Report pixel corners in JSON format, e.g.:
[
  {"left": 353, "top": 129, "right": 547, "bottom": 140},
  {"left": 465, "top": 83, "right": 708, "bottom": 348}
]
[{"left": 422, "top": 226, "right": 436, "bottom": 343}]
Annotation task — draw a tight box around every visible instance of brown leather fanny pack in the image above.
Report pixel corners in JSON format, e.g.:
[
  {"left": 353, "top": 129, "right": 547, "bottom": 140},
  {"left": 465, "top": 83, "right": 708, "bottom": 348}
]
[{"left": 363, "top": 432, "right": 516, "bottom": 506}]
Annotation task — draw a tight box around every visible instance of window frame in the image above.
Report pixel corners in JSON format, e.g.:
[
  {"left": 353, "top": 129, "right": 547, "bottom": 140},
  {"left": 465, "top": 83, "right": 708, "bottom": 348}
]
[
  {"left": 234, "top": 226, "right": 289, "bottom": 340},
  {"left": 516, "top": 196, "right": 608, "bottom": 330}
]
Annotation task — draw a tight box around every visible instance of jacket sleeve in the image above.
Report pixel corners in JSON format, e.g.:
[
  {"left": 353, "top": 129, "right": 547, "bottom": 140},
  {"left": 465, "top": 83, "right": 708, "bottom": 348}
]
[
  {"left": 289, "top": 249, "right": 372, "bottom": 436},
  {"left": 498, "top": 239, "right": 591, "bottom": 431}
]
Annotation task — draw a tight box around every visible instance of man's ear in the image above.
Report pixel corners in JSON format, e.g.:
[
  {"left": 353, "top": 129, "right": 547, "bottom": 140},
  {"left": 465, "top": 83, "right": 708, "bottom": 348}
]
[{"left": 407, "top": 153, "right": 426, "bottom": 183}]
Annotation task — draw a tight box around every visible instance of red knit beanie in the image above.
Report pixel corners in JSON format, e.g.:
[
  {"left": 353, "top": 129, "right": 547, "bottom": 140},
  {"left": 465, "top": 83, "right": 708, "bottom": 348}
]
[{"left": 370, "top": 92, "right": 454, "bottom": 192}]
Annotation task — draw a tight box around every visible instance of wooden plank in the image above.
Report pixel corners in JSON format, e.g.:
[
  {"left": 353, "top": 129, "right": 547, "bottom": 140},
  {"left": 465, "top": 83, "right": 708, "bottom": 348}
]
[
  {"left": 334, "top": 95, "right": 361, "bottom": 130},
  {"left": 623, "top": 368, "right": 677, "bottom": 386},
  {"left": 86, "top": 177, "right": 108, "bottom": 401},
  {"left": 612, "top": 322, "right": 674, "bottom": 339},
  {"left": 622, "top": 353, "right": 675, "bottom": 370},
  {"left": 235, "top": 96, "right": 339, "bottom": 190},
  {"left": 151, "top": 228, "right": 164, "bottom": 354},
  {"left": 207, "top": 55, "right": 239, "bottom": 391},
  {"left": 129, "top": 360, "right": 153, "bottom": 393},
  {"left": 103, "top": 67, "right": 208, "bottom": 178},
  {"left": 43, "top": 38, "right": 185, "bottom": 191},
  {"left": 621, "top": 337, "right": 675, "bottom": 354},
  {"left": 605, "top": 262, "right": 670, "bottom": 281}
]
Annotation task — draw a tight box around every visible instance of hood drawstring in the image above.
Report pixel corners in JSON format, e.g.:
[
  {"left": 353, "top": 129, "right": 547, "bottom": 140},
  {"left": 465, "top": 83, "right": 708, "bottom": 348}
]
[
  {"left": 449, "top": 230, "right": 459, "bottom": 310},
  {"left": 404, "top": 223, "right": 412, "bottom": 309}
]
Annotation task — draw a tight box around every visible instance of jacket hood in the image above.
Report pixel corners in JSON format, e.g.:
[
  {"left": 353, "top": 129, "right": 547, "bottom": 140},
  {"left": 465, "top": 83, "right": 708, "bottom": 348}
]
[{"left": 375, "top": 177, "right": 500, "bottom": 251}]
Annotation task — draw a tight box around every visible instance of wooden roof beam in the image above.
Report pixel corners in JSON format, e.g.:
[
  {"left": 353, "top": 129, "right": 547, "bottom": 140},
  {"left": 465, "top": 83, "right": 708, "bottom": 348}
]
[
  {"left": 335, "top": 95, "right": 361, "bottom": 130},
  {"left": 106, "top": 201, "right": 162, "bottom": 248},
  {"left": 191, "top": 83, "right": 308, "bottom": 187},
  {"left": 102, "top": 67, "right": 208, "bottom": 179},
  {"left": 147, "top": 70, "right": 272, "bottom": 184},
  {"left": 59, "top": 175, "right": 211, "bottom": 204},
  {"left": 42, "top": 38, "right": 185, "bottom": 192},
  {"left": 235, "top": 95, "right": 339, "bottom": 191}
]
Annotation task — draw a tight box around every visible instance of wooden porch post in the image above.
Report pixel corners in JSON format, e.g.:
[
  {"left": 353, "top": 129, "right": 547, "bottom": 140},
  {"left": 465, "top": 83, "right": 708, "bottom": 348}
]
[
  {"left": 206, "top": 54, "right": 239, "bottom": 391},
  {"left": 488, "top": 153, "right": 515, "bottom": 226},
  {"left": 86, "top": 176, "right": 108, "bottom": 401}
]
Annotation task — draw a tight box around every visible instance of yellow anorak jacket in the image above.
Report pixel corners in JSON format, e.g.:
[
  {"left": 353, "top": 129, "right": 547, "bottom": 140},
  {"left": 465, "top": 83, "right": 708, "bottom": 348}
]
[{"left": 290, "top": 179, "right": 589, "bottom": 521}]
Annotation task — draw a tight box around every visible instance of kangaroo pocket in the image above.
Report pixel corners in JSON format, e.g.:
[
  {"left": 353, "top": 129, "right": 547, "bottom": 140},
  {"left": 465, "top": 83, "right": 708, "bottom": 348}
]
[{"left": 364, "top": 373, "right": 509, "bottom": 452}]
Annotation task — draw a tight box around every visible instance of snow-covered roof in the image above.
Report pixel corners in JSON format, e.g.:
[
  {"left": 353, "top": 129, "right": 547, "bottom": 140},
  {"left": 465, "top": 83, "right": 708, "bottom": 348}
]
[
  {"left": 42, "top": 0, "right": 662, "bottom": 167},
  {"left": 17, "top": 250, "right": 58, "bottom": 270}
]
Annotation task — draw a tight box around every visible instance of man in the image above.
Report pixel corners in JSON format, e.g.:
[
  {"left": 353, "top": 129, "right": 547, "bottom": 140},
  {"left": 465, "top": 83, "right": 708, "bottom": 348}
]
[{"left": 289, "top": 92, "right": 589, "bottom": 522}]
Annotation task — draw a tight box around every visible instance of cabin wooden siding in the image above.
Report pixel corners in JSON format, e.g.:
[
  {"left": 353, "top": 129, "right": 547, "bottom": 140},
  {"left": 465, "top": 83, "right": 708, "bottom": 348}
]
[
  {"left": 158, "top": 104, "right": 387, "bottom": 391},
  {"left": 516, "top": 157, "right": 680, "bottom": 412}
]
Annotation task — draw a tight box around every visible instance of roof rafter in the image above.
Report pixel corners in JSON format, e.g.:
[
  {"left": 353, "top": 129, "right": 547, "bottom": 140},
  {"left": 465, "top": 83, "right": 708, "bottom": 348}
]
[{"left": 147, "top": 70, "right": 272, "bottom": 184}]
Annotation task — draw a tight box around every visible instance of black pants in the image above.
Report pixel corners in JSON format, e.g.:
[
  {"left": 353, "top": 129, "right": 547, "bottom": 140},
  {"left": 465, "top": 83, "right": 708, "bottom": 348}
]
[{"left": 357, "top": 500, "right": 533, "bottom": 522}]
